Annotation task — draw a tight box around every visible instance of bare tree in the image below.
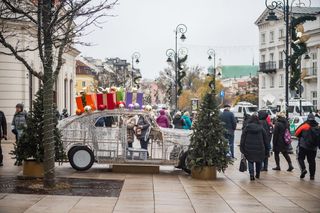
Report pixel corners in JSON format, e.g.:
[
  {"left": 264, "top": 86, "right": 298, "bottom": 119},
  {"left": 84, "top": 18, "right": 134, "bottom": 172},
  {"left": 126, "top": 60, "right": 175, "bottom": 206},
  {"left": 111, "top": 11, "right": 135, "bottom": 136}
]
[{"left": 0, "top": 0, "right": 117, "bottom": 188}]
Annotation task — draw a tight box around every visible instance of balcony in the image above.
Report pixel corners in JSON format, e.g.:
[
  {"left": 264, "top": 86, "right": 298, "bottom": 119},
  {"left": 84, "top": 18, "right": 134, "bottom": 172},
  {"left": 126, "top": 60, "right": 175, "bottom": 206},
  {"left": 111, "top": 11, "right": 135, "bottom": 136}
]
[
  {"left": 259, "top": 61, "right": 277, "bottom": 74},
  {"left": 303, "top": 67, "right": 317, "bottom": 80}
]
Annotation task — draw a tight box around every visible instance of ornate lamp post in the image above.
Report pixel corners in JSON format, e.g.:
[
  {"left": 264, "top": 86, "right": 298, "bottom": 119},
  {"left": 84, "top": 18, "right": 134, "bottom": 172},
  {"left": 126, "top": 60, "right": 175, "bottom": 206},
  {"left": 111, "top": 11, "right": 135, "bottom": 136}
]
[
  {"left": 131, "top": 52, "right": 141, "bottom": 88},
  {"left": 207, "top": 49, "right": 216, "bottom": 90},
  {"left": 264, "top": 0, "right": 313, "bottom": 118},
  {"left": 165, "top": 24, "right": 188, "bottom": 111}
]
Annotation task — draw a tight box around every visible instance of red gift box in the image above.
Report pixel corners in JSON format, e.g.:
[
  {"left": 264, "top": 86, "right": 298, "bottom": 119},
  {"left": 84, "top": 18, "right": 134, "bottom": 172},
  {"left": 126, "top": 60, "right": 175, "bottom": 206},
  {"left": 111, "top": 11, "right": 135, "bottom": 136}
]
[{"left": 107, "top": 93, "right": 116, "bottom": 110}]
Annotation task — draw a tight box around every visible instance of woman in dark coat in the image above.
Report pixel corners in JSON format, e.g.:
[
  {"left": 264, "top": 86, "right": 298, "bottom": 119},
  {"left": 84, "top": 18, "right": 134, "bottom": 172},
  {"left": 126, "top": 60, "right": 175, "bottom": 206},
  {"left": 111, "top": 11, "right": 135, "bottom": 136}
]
[
  {"left": 258, "top": 111, "right": 273, "bottom": 171},
  {"left": 240, "top": 114, "right": 268, "bottom": 181},
  {"left": 272, "top": 112, "right": 293, "bottom": 171}
]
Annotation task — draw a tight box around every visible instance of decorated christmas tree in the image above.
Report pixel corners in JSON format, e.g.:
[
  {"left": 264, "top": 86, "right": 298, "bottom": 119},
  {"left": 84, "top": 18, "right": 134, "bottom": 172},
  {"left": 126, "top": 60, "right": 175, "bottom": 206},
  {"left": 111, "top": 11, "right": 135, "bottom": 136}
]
[
  {"left": 11, "top": 87, "right": 65, "bottom": 165},
  {"left": 188, "top": 89, "right": 232, "bottom": 172}
]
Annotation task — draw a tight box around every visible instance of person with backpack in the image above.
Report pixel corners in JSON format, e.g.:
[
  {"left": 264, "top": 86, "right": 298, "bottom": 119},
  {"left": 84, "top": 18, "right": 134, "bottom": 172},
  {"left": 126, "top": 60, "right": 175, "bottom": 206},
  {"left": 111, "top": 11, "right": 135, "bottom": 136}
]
[
  {"left": 272, "top": 112, "right": 294, "bottom": 171},
  {"left": 258, "top": 111, "right": 273, "bottom": 171},
  {"left": 240, "top": 114, "right": 268, "bottom": 181},
  {"left": 295, "top": 113, "right": 319, "bottom": 180}
]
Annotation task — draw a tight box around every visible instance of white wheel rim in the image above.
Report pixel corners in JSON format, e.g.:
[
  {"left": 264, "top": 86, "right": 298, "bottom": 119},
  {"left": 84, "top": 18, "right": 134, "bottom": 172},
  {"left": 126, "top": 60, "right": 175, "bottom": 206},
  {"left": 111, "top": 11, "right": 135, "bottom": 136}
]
[{"left": 73, "top": 150, "right": 91, "bottom": 168}]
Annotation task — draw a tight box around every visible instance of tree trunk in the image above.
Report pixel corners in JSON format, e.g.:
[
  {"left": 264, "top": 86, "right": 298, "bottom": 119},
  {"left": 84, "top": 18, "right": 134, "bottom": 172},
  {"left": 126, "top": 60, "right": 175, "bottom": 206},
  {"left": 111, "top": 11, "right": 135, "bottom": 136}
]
[{"left": 42, "top": 0, "right": 55, "bottom": 188}]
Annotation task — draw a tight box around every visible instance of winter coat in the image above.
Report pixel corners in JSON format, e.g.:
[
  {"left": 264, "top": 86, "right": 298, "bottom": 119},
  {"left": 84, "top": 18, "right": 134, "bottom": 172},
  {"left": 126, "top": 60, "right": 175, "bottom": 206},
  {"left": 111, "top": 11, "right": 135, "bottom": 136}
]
[
  {"left": 156, "top": 110, "right": 170, "bottom": 128},
  {"left": 272, "top": 117, "right": 290, "bottom": 152},
  {"left": 0, "top": 111, "right": 7, "bottom": 139},
  {"left": 127, "top": 117, "right": 136, "bottom": 144},
  {"left": 258, "top": 111, "right": 272, "bottom": 150},
  {"left": 173, "top": 115, "right": 184, "bottom": 129},
  {"left": 12, "top": 111, "right": 27, "bottom": 131},
  {"left": 182, "top": 115, "right": 192, "bottom": 130},
  {"left": 240, "top": 123, "right": 268, "bottom": 162},
  {"left": 219, "top": 109, "right": 237, "bottom": 135},
  {"left": 295, "top": 120, "right": 319, "bottom": 151},
  {"left": 137, "top": 115, "right": 151, "bottom": 141}
]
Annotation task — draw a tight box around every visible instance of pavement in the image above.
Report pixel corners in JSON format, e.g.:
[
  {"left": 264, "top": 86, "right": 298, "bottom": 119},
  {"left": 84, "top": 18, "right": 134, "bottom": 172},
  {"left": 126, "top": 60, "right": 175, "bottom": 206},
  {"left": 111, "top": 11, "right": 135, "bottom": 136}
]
[{"left": 1, "top": 131, "right": 320, "bottom": 213}]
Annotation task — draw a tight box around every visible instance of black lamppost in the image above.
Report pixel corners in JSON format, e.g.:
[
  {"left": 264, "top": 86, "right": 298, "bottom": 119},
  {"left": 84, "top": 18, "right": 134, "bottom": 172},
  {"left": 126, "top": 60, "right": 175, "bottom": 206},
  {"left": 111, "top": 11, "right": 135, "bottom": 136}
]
[
  {"left": 207, "top": 49, "right": 216, "bottom": 89},
  {"left": 165, "top": 24, "right": 187, "bottom": 111},
  {"left": 265, "top": 0, "right": 311, "bottom": 118},
  {"left": 131, "top": 52, "right": 140, "bottom": 88}
]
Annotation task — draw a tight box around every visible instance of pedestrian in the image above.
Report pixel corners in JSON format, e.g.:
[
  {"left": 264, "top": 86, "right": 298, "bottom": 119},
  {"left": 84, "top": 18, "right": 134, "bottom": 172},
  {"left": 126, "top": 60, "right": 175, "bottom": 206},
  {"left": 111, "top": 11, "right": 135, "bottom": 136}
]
[
  {"left": 156, "top": 109, "right": 170, "bottom": 128},
  {"left": 219, "top": 104, "right": 237, "bottom": 158},
  {"left": 240, "top": 114, "right": 268, "bottom": 181},
  {"left": 137, "top": 115, "right": 151, "bottom": 152},
  {"left": 11, "top": 103, "right": 27, "bottom": 141},
  {"left": 173, "top": 111, "right": 185, "bottom": 129},
  {"left": 0, "top": 110, "right": 7, "bottom": 166},
  {"left": 182, "top": 111, "right": 192, "bottom": 130},
  {"left": 127, "top": 116, "right": 136, "bottom": 148},
  {"left": 295, "top": 113, "right": 319, "bottom": 180},
  {"left": 272, "top": 112, "right": 294, "bottom": 171},
  {"left": 258, "top": 110, "right": 273, "bottom": 171}
]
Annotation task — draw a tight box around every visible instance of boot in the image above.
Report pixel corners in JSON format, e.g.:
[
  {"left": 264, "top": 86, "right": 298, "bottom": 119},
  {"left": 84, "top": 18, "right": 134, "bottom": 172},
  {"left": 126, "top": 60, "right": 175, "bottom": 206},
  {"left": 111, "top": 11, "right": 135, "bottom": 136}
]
[
  {"left": 287, "top": 163, "right": 294, "bottom": 172},
  {"left": 250, "top": 175, "right": 255, "bottom": 181},
  {"left": 272, "top": 166, "right": 281, "bottom": 171},
  {"left": 300, "top": 170, "right": 307, "bottom": 179}
]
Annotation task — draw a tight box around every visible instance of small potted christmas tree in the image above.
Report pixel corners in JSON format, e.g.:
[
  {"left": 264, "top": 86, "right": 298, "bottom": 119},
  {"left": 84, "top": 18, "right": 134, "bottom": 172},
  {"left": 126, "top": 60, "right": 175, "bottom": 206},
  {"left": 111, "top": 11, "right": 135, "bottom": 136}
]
[
  {"left": 11, "top": 87, "right": 65, "bottom": 177},
  {"left": 188, "top": 87, "right": 232, "bottom": 180}
]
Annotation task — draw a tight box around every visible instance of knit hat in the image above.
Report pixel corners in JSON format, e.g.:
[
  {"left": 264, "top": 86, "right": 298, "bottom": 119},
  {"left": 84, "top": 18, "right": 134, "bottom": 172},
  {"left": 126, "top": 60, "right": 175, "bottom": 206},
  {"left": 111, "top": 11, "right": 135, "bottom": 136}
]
[
  {"left": 176, "top": 111, "right": 181, "bottom": 116},
  {"left": 277, "top": 111, "right": 286, "bottom": 118},
  {"left": 307, "top": 113, "right": 315, "bottom": 121}
]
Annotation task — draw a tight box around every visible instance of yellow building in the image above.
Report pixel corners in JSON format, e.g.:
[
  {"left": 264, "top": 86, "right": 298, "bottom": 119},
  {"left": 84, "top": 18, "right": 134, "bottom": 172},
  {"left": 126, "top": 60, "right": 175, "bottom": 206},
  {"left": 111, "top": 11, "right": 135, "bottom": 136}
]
[{"left": 75, "top": 60, "right": 98, "bottom": 95}]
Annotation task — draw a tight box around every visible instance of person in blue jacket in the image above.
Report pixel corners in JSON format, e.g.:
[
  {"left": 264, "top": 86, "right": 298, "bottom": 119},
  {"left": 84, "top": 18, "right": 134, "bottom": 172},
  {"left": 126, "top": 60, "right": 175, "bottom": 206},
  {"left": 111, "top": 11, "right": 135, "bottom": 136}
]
[{"left": 182, "top": 111, "right": 192, "bottom": 130}]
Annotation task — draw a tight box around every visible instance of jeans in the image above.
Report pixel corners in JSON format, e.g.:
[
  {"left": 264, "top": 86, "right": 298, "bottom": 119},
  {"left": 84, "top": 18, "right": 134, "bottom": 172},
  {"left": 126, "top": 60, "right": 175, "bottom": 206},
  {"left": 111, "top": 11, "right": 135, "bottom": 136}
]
[
  {"left": 298, "top": 147, "right": 317, "bottom": 177},
  {"left": 262, "top": 157, "right": 268, "bottom": 170},
  {"left": 248, "top": 161, "right": 262, "bottom": 176},
  {"left": 225, "top": 133, "right": 235, "bottom": 158}
]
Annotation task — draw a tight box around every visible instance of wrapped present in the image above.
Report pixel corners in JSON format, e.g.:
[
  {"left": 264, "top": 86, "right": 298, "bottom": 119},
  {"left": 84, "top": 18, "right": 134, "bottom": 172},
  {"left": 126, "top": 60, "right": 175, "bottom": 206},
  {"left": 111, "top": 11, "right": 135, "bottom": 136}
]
[
  {"left": 76, "top": 96, "right": 84, "bottom": 113},
  {"left": 107, "top": 93, "right": 116, "bottom": 110},
  {"left": 86, "top": 94, "right": 96, "bottom": 111},
  {"left": 116, "top": 88, "right": 125, "bottom": 102},
  {"left": 125, "top": 92, "right": 133, "bottom": 108},
  {"left": 96, "top": 93, "right": 104, "bottom": 110},
  {"left": 136, "top": 92, "right": 143, "bottom": 109}
]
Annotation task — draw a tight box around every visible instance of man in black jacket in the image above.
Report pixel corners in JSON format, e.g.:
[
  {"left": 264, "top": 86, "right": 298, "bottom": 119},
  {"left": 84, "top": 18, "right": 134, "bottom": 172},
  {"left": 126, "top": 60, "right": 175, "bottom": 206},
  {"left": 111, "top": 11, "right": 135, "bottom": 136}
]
[
  {"left": 220, "top": 105, "right": 237, "bottom": 158},
  {"left": 0, "top": 110, "right": 7, "bottom": 166}
]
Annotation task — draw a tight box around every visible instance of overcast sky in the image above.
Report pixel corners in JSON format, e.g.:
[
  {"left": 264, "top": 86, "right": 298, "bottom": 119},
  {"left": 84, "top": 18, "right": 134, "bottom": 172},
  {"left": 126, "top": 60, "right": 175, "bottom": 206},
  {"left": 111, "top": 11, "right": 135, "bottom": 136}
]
[{"left": 78, "top": 0, "right": 320, "bottom": 79}]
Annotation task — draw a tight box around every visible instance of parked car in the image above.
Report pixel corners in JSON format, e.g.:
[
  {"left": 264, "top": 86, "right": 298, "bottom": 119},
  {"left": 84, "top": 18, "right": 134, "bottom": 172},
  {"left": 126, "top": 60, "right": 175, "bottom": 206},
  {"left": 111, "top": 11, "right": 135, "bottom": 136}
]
[
  {"left": 277, "top": 99, "right": 316, "bottom": 117},
  {"left": 232, "top": 102, "right": 258, "bottom": 122},
  {"left": 58, "top": 110, "right": 192, "bottom": 173}
]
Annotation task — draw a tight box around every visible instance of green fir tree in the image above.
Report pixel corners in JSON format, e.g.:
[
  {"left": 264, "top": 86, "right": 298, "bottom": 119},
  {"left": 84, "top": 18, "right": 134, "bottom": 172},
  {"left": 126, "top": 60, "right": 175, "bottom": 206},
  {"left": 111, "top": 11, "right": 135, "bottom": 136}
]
[
  {"left": 188, "top": 89, "right": 232, "bottom": 172},
  {"left": 11, "top": 87, "right": 65, "bottom": 165}
]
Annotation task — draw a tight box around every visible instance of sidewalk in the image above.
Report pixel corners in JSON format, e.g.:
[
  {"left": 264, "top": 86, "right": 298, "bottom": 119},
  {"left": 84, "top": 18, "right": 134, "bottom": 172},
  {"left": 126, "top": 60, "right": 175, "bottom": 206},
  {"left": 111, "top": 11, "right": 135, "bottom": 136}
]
[{"left": 1, "top": 142, "right": 320, "bottom": 213}]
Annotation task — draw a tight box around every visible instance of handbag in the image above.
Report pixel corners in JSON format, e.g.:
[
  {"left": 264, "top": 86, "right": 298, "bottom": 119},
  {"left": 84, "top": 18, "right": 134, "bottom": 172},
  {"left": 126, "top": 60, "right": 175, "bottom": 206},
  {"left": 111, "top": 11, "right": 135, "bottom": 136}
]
[{"left": 239, "top": 155, "right": 247, "bottom": 172}]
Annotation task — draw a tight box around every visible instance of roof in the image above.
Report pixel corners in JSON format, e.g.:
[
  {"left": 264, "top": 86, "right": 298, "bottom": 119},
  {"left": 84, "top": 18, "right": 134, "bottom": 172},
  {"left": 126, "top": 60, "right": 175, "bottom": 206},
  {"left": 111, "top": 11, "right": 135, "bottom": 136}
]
[
  {"left": 255, "top": 7, "right": 320, "bottom": 25},
  {"left": 220, "top": 65, "right": 258, "bottom": 79}
]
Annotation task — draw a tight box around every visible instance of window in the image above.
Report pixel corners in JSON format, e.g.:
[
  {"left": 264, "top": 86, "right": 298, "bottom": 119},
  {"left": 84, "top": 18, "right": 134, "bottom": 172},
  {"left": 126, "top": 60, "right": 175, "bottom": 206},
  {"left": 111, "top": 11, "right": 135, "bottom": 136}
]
[
  {"left": 279, "top": 74, "right": 284, "bottom": 87},
  {"left": 64, "top": 79, "right": 68, "bottom": 108},
  {"left": 238, "top": 107, "right": 242, "bottom": 113},
  {"left": 270, "top": 76, "right": 274, "bottom": 88},
  {"left": 261, "top": 55, "right": 265, "bottom": 63},
  {"left": 311, "top": 91, "right": 317, "bottom": 109},
  {"left": 279, "top": 51, "right": 284, "bottom": 69},
  {"left": 262, "top": 76, "right": 266, "bottom": 89},
  {"left": 311, "top": 53, "right": 317, "bottom": 75},
  {"left": 270, "top": 31, "right": 274, "bottom": 43},
  {"left": 261, "top": 33, "right": 266, "bottom": 44},
  {"left": 279, "top": 29, "right": 284, "bottom": 38},
  {"left": 82, "top": 81, "right": 86, "bottom": 87},
  {"left": 269, "top": 53, "right": 274, "bottom": 62},
  {"left": 70, "top": 80, "right": 73, "bottom": 114}
]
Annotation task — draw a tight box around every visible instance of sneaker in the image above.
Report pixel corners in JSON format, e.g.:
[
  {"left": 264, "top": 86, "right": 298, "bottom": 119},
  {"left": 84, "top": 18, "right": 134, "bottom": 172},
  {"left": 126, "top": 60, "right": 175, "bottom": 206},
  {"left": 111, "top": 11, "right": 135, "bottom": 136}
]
[
  {"left": 261, "top": 168, "right": 268, "bottom": 172},
  {"left": 250, "top": 175, "right": 255, "bottom": 181},
  {"left": 300, "top": 170, "right": 307, "bottom": 179},
  {"left": 255, "top": 174, "right": 260, "bottom": 179},
  {"left": 287, "top": 166, "right": 294, "bottom": 172},
  {"left": 310, "top": 176, "right": 315, "bottom": 180},
  {"left": 272, "top": 167, "right": 281, "bottom": 171}
]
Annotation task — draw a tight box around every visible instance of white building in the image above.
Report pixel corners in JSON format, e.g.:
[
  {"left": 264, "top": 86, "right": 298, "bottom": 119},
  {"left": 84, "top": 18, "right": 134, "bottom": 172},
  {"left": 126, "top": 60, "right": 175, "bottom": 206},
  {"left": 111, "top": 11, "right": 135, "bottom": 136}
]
[
  {"left": 255, "top": 7, "right": 320, "bottom": 109},
  {"left": 0, "top": 32, "right": 80, "bottom": 130}
]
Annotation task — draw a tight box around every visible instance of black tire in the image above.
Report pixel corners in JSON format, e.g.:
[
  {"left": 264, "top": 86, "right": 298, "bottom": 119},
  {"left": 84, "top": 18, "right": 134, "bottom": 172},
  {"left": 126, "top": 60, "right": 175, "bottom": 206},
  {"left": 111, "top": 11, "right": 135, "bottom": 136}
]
[
  {"left": 179, "top": 151, "right": 191, "bottom": 174},
  {"left": 67, "top": 146, "right": 79, "bottom": 161},
  {"left": 68, "top": 146, "right": 94, "bottom": 171}
]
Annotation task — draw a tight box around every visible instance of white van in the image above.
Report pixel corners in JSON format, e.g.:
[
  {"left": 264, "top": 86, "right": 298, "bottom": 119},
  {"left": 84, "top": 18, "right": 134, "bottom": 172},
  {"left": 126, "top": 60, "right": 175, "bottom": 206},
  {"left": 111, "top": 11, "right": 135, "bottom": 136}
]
[
  {"left": 276, "top": 99, "right": 315, "bottom": 117},
  {"left": 232, "top": 102, "right": 258, "bottom": 121}
]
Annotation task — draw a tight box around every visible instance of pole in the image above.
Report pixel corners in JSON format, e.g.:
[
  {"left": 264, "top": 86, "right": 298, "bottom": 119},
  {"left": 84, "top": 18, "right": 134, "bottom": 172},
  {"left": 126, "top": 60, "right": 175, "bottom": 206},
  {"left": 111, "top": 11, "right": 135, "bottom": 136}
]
[
  {"left": 285, "top": 1, "right": 289, "bottom": 118},
  {"left": 131, "top": 57, "right": 134, "bottom": 88},
  {"left": 175, "top": 28, "right": 178, "bottom": 111},
  {"left": 299, "top": 57, "right": 302, "bottom": 116},
  {"left": 213, "top": 52, "right": 216, "bottom": 89},
  {"left": 29, "top": 70, "right": 32, "bottom": 111}
]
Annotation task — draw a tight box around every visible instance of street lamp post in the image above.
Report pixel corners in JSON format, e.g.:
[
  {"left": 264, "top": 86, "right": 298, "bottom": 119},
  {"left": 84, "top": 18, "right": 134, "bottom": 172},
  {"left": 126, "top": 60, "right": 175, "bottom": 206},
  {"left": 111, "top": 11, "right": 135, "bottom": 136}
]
[
  {"left": 264, "top": 0, "right": 312, "bottom": 118},
  {"left": 131, "top": 52, "right": 141, "bottom": 88},
  {"left": 207, "top": 49, "right": 216, "bottom": 90},
  {"left": 165, "top": 24, "right": 187, "bottom": 111}
]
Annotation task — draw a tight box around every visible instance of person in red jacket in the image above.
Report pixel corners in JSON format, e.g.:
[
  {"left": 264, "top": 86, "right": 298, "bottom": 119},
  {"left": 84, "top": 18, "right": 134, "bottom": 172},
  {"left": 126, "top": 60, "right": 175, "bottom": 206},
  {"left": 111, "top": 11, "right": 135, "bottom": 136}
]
[
  {"left": 295, "top": 113, "right": 319, "bottom": 180},
  {"left": 156, "top": 110, "right": 170, "bottom": 128}
]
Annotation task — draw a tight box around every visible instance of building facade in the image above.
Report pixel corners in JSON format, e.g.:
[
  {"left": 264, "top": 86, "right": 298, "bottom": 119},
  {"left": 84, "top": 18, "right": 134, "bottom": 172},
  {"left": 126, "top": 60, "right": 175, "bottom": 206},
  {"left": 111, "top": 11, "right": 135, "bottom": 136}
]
[{"left": 255, "top": 7, "right": 320, "bottom": 109}]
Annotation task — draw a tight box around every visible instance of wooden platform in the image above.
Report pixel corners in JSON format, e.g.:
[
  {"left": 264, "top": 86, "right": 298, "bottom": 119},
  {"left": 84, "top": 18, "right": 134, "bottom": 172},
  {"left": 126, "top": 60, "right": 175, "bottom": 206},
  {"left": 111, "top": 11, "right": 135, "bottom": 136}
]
[{"left": 112, "top": 164, "right": 160, "bottom": 174}]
